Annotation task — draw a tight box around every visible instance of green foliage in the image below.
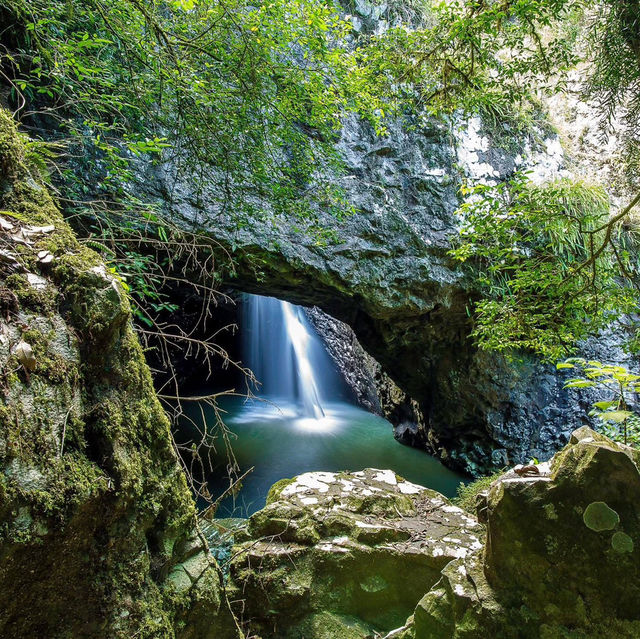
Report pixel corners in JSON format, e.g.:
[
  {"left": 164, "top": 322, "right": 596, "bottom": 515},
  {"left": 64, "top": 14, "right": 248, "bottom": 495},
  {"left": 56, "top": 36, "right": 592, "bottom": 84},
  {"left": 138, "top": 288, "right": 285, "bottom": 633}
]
[
  {"left": 453, "top": 470, "right": 504, "bottom": 513},
  {"left": 0, "top": 0, "right": 583, "bottom": 208},
  {"left": 560, "top": 358, "right": 640, "bottom": 446},
  {"left": 358, "top": 0, "right": 581, "bottom": 121},
  {"left": 0, "top": 0, "right": 592, "bottom": 214},
  {"left": 2, "top": 0, "right": 394, "bottom": 221},
  {"left": 449, "top": 174, "right": 638, "bottom": 359},
  {"left": 3, "top": 0, "right": 637, "bottom": 367},
  {"left": 584, "top": 0, "right": 640, "bottom": 140},
  {"left": 582, "top": 0, "right": 640, "bottom": 189},
  {"left": 442, "top": 0, "right": 640, "bottom": 361}
]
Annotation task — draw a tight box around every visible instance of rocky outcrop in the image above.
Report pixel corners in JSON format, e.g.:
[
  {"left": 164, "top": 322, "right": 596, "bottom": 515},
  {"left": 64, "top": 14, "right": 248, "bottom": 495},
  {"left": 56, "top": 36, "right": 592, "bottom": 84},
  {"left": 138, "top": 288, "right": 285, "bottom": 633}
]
[
  {"left": 404, "top": 427, "right": 640, "bottom": 638},
  {"left": 142, "top": 107, "right": 579, "bottom": 474},
  {"left": 0, "top": 111, "right": 240, "bottom": 638},
  {"left": 229, "top": 468, "right": 482, "bottom": 638},
  {"left": 306, "top": 305, "right": 428, "bottom": 446},
  {"left": 231, "top": 428, "right": 640, "bottom": 639}
]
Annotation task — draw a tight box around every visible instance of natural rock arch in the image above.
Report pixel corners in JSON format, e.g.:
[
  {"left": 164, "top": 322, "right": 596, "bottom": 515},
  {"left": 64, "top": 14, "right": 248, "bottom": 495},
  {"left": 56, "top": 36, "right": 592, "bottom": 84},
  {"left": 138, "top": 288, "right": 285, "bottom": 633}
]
[{"left": 135, "top": 113, "right": 607, "bottom": 474}]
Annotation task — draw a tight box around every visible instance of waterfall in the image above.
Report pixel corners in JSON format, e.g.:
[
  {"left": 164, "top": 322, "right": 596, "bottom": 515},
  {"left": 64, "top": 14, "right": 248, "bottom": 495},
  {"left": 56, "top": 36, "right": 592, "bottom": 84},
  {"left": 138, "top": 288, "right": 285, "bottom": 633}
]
[{"left": 243, "top": 294, "right": 341, "bottom": 419}]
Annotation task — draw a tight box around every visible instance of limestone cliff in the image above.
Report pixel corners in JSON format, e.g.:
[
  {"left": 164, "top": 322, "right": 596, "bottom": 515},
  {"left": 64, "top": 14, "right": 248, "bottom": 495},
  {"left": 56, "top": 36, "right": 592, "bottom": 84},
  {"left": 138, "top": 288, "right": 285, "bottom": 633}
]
[{"left": 0, "top": 110, "right": 240, "bottom": 639}]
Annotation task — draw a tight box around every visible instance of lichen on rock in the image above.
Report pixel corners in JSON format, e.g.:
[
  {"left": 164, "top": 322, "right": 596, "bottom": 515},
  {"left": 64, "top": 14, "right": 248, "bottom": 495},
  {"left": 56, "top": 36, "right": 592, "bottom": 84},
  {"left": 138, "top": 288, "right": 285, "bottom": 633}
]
[
  {"left": 397, "top": 427, "right": 640, "bottom": 639},
  {"left": 229, "top": 467, "right": 483, "bottom": 638},
  {"left": 583, "top": 501, "right": 620, "bottom": 531}
]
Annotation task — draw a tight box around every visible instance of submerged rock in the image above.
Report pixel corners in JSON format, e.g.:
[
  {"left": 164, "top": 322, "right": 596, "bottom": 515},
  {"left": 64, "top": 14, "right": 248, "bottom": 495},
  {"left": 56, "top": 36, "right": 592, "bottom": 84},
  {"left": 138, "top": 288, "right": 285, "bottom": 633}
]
[{"left": 229, "top": 468, "right": 482, "bottom": 638}]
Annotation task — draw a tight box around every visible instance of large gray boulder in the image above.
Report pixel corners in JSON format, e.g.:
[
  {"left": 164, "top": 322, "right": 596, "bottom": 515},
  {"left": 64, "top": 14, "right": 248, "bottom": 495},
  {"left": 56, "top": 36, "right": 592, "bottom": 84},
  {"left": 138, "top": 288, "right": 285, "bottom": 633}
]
[
  {"left": 229, "top": 468, "right": 483, "bottom": 638},
  {"left": 407, "top": 427, "right": 640, "bottom": 639}
]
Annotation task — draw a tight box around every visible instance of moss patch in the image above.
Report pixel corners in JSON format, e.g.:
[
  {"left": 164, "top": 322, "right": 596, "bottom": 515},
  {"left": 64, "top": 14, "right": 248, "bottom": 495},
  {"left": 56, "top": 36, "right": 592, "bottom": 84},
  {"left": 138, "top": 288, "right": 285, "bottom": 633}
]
[
  {"left": 611, "top": 531, "right": 634, "bottom": 553},
  {"left": 453, "top": 470, "right": 504, "bottom": 514},
  {"left": 0, "top": 108, "right": 239, "bottom": 639}
]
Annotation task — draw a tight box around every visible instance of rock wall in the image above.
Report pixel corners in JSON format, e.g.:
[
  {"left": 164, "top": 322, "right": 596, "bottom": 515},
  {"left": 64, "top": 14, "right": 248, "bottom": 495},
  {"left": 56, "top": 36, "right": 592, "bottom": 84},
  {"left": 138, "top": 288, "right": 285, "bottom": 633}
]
[
  {"left": 137, "top": 98, "right": 624, "bottom": 474},
  {"left": 306, "top": 305, "right": 427, "bottom": 447},
  {"left": 0, "top": 111, "right": 240, "bottom": 639},
  {"left": 129, "top": 1, "right": 631, "bottom": 475}
]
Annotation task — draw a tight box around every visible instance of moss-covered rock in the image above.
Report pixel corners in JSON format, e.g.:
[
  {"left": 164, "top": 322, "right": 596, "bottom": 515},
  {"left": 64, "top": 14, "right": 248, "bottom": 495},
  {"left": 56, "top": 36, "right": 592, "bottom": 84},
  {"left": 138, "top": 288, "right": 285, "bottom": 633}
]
[
  {"left": 399, "top": 427, "right": 640, "bottom": 639},
  {"left": 0, "top": 109, "right": 240, "bottom": 638},
  {"left": 484, "top": 428, "right": 640, "bottom": 625},
  {"left": 229, "top": 468, "right": 483, "bottom": 638}
]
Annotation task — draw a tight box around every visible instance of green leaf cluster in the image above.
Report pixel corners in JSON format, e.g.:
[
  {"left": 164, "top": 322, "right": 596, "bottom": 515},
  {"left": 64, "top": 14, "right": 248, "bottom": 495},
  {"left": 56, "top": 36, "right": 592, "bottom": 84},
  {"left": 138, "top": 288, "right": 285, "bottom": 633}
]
[
  {"left": 560, "top": 358, "right": 640, "bottom": 446},
  {"left": 0, "top": 0, "right": 591, "bottom": 221},
  {"left": 355, "top": 0, "right": 582, "bottom": 122},
  {"left": 448, "top": 173, "right": 640, "bottom": 359},
  {"left": 2, "top": 0, "right": 395, "bottom": 220}
]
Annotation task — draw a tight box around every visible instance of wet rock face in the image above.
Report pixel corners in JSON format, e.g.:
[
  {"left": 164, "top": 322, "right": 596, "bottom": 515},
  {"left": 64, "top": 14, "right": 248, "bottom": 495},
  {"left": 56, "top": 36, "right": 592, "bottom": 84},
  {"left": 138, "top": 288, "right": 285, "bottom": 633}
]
[
  {"left": 305, "top": 305, "right": 383, "bottom": 414},
  {"left": 409, "top": 427, "right": 640, "bottom": 639},
  {"left": 229, "top": 468, "right": 483, "bottom": 639},
  {"left": 305, "top": 306, "right": 426, "bottom": 443},
  {"left": 129, "top": 3, "right": 635, "bottom": 476}
]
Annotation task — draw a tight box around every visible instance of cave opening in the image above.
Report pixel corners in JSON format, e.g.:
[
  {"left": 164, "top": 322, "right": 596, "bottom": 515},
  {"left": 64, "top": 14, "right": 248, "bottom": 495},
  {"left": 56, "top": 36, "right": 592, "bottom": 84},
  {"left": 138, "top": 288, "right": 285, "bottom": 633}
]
[{"left": 153, "top": 287, "right": 466, "bottom": 518}]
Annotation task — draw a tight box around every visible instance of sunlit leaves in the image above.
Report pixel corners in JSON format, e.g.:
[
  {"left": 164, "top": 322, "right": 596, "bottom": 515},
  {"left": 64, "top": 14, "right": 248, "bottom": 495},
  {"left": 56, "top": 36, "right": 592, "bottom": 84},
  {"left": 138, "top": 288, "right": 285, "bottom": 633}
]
[
  {"left": 357, "top": 0, "right": 582, "bottom": 120},
  {"left": 560, "top": 358, "right": 640, "bottom": 446},
  {"left": 2, "top": 0, "right": 392, "bottom": 220},
  {"left": 448, "top": 173, "right": 638, "bottom": 360}
]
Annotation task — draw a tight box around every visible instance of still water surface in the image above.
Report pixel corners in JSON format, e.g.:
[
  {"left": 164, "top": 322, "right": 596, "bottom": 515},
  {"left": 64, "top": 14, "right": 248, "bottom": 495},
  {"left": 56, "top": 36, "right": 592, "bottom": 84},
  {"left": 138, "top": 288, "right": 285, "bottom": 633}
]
[{"left": 184, "top": 395, "right": 466, "bottom": 518}]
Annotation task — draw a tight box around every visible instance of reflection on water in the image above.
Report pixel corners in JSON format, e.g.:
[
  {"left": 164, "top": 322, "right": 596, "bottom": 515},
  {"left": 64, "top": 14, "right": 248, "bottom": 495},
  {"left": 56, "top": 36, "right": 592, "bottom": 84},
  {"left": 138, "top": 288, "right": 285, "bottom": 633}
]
[{"left": 181, "top": 396, "right": 467, "bottom": 518}]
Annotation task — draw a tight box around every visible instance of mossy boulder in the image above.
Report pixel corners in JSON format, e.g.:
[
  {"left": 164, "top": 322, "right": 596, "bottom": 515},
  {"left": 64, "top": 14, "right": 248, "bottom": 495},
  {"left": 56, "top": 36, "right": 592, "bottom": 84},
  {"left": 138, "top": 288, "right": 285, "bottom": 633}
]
[
  {"left": 0, "top": 109, "right": 240, "bottom": 638},
  {"left": 229, "top": 468, "right": 483, "bottom": 638},
  {"left": 412, "top": 554, "right": 504, "bottom": 639},
  {"left": 401, "top": 427, "right": 640, "bottom": 639},
  {"left": 484, "top": 427, "right": 640, "bottom": 625}
]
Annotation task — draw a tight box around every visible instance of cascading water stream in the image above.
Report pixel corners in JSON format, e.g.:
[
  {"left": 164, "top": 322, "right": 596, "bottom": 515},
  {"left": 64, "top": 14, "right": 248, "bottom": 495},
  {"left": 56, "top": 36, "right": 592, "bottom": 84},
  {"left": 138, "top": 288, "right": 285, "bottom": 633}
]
[
  {"left": 243, "top": 294, "right": 342, "bottom": 420},
  {"left": 281, "top": 301, "right": 325, "bottom": 419}
]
